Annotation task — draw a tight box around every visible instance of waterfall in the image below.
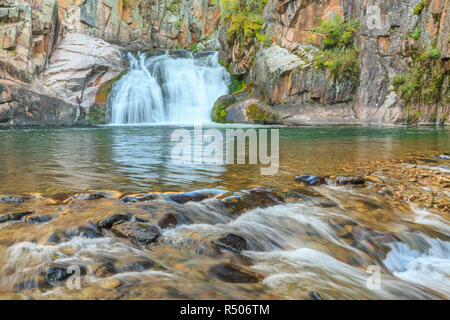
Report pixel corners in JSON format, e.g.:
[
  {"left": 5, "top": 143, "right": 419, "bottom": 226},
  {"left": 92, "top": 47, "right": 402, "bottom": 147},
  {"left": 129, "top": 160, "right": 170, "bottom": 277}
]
[{"left": 108, "top": 51, "right": 231, "bottom": 124}]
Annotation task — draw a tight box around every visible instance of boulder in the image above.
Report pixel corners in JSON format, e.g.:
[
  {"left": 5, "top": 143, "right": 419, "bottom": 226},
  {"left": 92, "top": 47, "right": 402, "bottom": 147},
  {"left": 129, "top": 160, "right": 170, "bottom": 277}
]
[
  {"left": 209, "top": 263, "right": 263, "bottom": 283},
  {"left": 214, "top": 233, "right": 248, "bottom": 253},
  {"left": 111, "top": 221, "right": 161, "bottom": 245},
  {"left": 295, "top": 175, "right": 327, "bottom": 186},
  {"left": 42, "top": 262, "right": 87, "bottom": 283}
]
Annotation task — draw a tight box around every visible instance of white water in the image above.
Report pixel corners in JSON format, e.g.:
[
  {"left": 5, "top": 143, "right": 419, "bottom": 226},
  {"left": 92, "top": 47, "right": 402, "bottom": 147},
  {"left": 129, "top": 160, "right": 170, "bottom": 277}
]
[{"left": 108, "top": 51, "right": 230, "bottom": 124}]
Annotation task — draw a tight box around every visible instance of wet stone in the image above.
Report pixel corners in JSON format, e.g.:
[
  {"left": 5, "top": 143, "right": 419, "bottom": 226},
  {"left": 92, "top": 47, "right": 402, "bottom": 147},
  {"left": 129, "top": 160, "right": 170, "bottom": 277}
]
[
  {"left": 209, "top": 263, "right": 263, "bottom": 283},
  {"left": 98, "top": 214, "right": 131, "bottom": 230},
  {"left": 295, "top": 175, "right": 327, "bottom": 186},
  {"left": 157, "top": 213, "right": 178, "bottom": 229},
  {"left": 0, "top": 211, "right": 34, "bottom": 224},
  {"left": 309, "top": 292, "right": 324, "bottom": 300},
  {"left": 47, "top": 225, "right": 103, "bottom": 243},
  {"left": 221, "top": 188, "right": 284, "bottom": 215},
  {"left": 42, "top": 263, "right": 87, "bottom": 283},
  {"left": 114, "top": 257, "right": 162, "bottom": 272},
  {"left": 335, "top": 176, "right": 366, "bottom": 185},
  {"left": 24, "top": 215, "right": 54, "bottom": 224},
  {"left": 0, "top": 195, "right": 33, "bottom": 203},
  {"left": 111, "top": 221, "right": 161, "bottom": 245},
  {"left": 120, "top": 194, "right": 157, "bottom": 203},
  {"left": 214, "top": 233, "right": 248, "bottom": 253},
  {"left": 63, "top": 192, "right": 106, "bottom": 203},
  {"left": 163, "top": 189, "right": 226, "bottom": 204}
]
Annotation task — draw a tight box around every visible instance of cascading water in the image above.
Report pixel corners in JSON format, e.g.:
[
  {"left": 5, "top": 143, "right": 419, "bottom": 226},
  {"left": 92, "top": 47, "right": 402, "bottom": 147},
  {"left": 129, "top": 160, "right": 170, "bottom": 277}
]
[{"left": 108, "top": 51, "right": 231, "bottom": 124}]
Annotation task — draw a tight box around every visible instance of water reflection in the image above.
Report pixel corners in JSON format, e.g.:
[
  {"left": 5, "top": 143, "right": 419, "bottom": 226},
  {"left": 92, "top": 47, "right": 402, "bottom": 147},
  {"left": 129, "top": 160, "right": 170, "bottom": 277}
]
[{"left": 0, "top": 126, "right": 448, "bottom": 196}]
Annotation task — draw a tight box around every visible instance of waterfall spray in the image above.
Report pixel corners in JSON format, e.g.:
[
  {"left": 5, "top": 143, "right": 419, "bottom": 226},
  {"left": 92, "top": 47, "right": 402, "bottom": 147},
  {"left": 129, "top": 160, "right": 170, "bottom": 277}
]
[{"left": 108, "top": 51, "right": 230, "bottom": 124}]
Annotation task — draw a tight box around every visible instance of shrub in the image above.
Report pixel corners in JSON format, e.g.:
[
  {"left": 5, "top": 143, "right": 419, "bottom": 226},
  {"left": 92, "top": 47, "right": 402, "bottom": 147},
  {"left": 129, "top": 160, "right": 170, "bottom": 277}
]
[
  {"left": 394, "top": 47, "right": 446, "bottom": 106},
  {"left": 309, "top": 16, "right": 360, "bottom": 82},
  {"left": 408, "top": 28, "right": 422, "bottom": 40},
  {"left": 221, "top": 0, "right": 269, "bottom": 47}
]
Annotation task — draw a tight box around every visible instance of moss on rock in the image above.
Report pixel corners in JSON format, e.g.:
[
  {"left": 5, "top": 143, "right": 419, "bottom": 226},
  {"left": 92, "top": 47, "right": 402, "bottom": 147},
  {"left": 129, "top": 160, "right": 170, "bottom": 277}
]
[
  {"left": 89, "top": 71, "right": 127, "bottom": 125},
  {"left": 211, "top": 95, "right": 237, "bottom": 123},
  {"left": 245, "top": 104, "right": 278, "bottom": 124}
]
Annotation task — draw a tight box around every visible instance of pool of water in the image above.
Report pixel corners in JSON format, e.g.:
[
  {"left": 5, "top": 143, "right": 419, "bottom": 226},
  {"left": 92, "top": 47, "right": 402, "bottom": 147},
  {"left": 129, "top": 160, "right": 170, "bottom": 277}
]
[{"left": 0, "top": 125, "right": 448, "bottom": 196}]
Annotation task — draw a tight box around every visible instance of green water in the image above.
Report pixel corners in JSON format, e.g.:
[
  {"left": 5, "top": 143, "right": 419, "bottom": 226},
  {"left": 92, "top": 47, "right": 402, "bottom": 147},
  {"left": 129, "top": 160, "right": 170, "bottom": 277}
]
[{"left": 0, "top": 125, "right": 448, "bottom": 196}]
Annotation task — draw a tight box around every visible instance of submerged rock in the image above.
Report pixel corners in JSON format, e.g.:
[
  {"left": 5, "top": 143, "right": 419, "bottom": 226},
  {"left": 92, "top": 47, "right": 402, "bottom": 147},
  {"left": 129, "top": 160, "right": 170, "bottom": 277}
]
[
  {"left": 295, "top": 175, "right": 327, "bottom": 186},
  {"left": 42, "top": 263, "right": 87, "bottom": 283},
  {"left": 24, "top": 215, "right": 55, "bottom": 224},
  {"left": 111, "top": 221, "right": 161, "bottom": 245},
  {"left": 335, "top": 176, "right": 366, "bottom": 185},
  {"left": 63, "top": 192, "right": 106, "bottom": 203},
  {"left": 157, "top": 213, "right": 178, "bottom": 229},
  {"left": 220, "top": 188, "right": 284, "bottom": 215},
  {"left": 0, "top": 211, "right": 34, "bottom": 224},
  {"left": 120, "top": 194, "right": 157, "bottom": 203},
  {"left": 47, "top": 225, "right": 103, "bottom": 243},
  {"left": 214, "top": 233, "right": 248, "bottom": 253},
  {"left": 98, "top": 214, "right": 131, "bottom": 230},
  {"left": 209, "top": 263, "right": 263, "bottom": 283},
  {"left": 163, "top": 189, "right": 226, "bottom": 204},
  {"left": 0, "top": 195, "right": 33, "bottom": 203}
]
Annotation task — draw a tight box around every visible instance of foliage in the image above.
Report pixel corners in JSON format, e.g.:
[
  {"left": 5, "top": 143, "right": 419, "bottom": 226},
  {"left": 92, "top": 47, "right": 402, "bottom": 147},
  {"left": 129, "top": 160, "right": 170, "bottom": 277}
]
[
  {"left": 309, "top": 16, "right": 360, "bottom": 82},
  {"left": 313, "top": 48, "right": 360, "bottom": 82},
  {"left": 393, "top": 47, "right": 446, "bottom": 107},
  {"left": 309, "top": 16, "right": 360, "bottom": 50},
  {"left": 221, "top": 0, "right": 269, "bottom": 47},
  {"left": 408, "top": 28, "right": 422, "bottom": 40}
]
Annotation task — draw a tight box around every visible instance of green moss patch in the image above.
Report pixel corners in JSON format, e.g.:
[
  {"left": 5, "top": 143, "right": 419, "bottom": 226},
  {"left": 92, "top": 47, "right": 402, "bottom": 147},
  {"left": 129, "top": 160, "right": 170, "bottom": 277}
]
[
  {"left": 211, "top": 95, "right": 237, "bottom": 123},
  {"left": 246, "top": 104, "right": 278, "bottom": 124}
]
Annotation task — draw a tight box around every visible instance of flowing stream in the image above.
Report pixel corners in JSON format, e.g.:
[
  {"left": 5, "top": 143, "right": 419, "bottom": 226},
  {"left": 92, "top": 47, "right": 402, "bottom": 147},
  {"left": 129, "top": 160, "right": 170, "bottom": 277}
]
[{"left": 108, "top": 51, "right": 230, "bottom": 124}]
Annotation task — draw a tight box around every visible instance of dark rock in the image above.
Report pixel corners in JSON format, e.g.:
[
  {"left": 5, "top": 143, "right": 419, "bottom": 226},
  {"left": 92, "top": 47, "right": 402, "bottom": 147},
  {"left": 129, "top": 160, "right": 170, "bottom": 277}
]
[
  {"left": 163, "top": 189, "right": 226, "bottom": 204},
  {"left": 309, "top": 292, "right": 324, "bottom": 300},
  {"left": 209, "top": 263, "right": 262, "bottom": 283},
  {"left": 64, "top": 192, "right": 106, "bottom": 202},
  {"left": 0, "top": 211, "right": 34, "bottom": 224},
  {"left": 111, "top": 221, "right": 161, "bottom": 245},
  {"left": 120, "top": 194, "right": 157, "bottom": 203},
  {"left": 94, "top": 263, "right": 117, "bottom": 278},
  {"left": 42, "top": 263, "right": 87, "bottom": 283},
  {"left": 221, "top": 188, "right": 284, "bottom": 215},
  {"left": 335, "top": 176, "right": 366, "bottom": 185},
  {"left": 214, "top": 233, "right": 248, "bottom": 253},
  {"left": 24, "top": 215, "right": 55, "bottom": 224},
  {"left": 157, "top": 213, "right": 178, "bottom": 229},
  {"left": 66, "top": 225, "right": 103, "bottom": 239},
  {"left": 295, "top": 175, "right": 327, "bottom": 186},
  {"left": 0, "top": 195, "right": 33, "bottom": 203},
  {"left": 98, "top": 214, "right": 131, "bottom": 230}
]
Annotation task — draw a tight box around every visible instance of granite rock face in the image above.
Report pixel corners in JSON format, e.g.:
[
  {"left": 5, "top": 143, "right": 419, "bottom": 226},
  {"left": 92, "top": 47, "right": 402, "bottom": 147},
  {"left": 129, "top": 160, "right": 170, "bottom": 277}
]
[{"left": 217, "top": 0, "right": 449, "bottom": 126}]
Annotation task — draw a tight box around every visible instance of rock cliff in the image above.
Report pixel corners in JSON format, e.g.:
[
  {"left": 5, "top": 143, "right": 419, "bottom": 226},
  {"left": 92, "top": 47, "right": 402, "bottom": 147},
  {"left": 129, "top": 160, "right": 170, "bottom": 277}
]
[{"left": 0, "top": 0, "right": 448, "bottom": 126}]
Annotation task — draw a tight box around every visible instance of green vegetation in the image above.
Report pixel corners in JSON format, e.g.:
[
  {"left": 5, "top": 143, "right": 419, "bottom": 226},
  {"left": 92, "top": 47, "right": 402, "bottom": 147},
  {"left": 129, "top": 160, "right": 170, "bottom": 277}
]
[
  {"left": 221, "top": 0, "right": 270, "bottom": 47},
  {"left": 246, "top": 104, "right": 278, "bottom": 124},
  {"left": 393, "top": 46, "right": 446, "bottom": 107},
  {"left": 309, "top": 16, "right": 360, "bottom": 82},
  {"left": 90, "top": 71, "right": 127, "bottom": 124},
  {"left": 219, "top": 59, "right": 247, "bottom": 94},
  {"left": 414, "top": 0, "right": 430, "bottom": 15},
  {"left": 408, "top": 28, "right": 422, "bottom": 40},
  {"left": 211, "top": 95, "right": 237, "bottom": 123}
]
